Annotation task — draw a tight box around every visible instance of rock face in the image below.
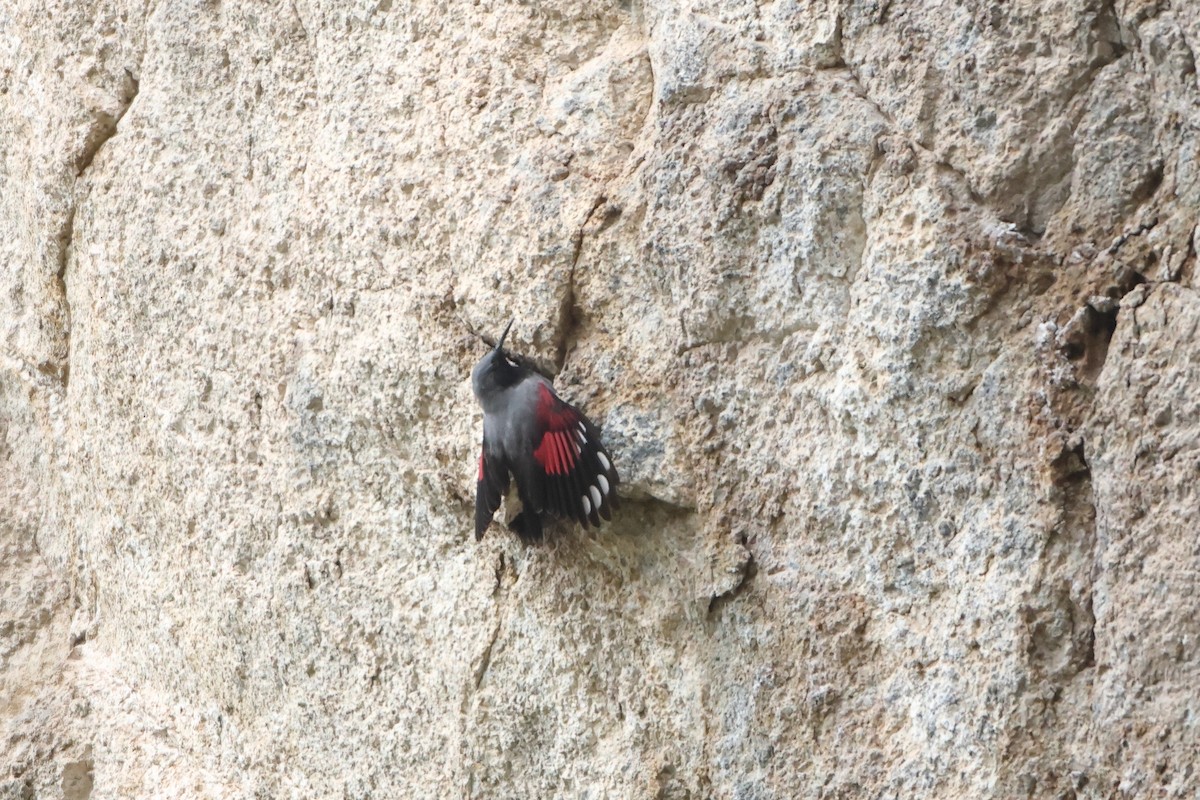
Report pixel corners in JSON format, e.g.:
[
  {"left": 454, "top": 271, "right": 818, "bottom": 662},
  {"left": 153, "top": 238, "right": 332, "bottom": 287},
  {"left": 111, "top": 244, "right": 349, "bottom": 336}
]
[{"left": 2, "top": 0, "right": 1198, "bottom": 797}]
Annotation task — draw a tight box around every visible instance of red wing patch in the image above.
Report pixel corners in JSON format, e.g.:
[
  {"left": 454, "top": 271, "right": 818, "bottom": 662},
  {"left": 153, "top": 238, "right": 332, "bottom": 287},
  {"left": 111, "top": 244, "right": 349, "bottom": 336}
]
[
  {"left": 534, "top": 384, "right": 580, "bottom": 428},
  {"left": 527, "top": 383, "right": 619, "bottom": 528},
  {"left": 531, "top": 384, "right": 582, "bottom": 474},
  {"left": 533, "top": 430, "right": 577, "bottom": 475}
]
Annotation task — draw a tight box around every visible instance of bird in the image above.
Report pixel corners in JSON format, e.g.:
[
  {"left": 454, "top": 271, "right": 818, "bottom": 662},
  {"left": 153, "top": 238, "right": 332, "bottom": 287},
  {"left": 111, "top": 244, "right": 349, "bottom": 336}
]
[{"left": 471, "top": 320, "right": 619, "bottom": 542}]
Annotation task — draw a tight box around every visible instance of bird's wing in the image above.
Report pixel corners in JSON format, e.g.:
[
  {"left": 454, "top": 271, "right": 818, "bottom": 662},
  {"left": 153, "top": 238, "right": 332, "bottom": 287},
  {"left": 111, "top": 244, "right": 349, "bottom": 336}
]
[
  {"left": 475, "top": 442, "right": 509, "bottom": 540},
  {"left": 527, "top": 383, "right": 619, "bottom": 528}
]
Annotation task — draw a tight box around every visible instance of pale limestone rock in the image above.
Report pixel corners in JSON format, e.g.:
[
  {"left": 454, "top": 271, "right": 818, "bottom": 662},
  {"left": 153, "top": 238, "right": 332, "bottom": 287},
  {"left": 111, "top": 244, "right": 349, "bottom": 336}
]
[
  {"left": 2, "top": 1, "right": 1199, "bottom": 798},
  {"left": 1085, "top": 284, "right": 1200, "bottom": 798}
]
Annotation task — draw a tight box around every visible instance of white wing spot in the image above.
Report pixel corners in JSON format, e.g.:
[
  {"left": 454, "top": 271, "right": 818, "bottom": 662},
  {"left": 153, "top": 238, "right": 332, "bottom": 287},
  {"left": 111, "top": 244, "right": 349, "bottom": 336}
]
[
  {"left": 597, "top": 452, "right": 611, "bottom": 471},
  {"left": 574, "top": 443, "right": 581, "bottom": 455},
  {"left": 597, "top": 475, "right": 610, "bottom": 495},
  {"left": 581, "top": 495, "right": 591, "bottom": 515},
  {"left": 589, "top": 486, "right": 602, "bottom": 509},
  {"left": 577, "top": 422, "right": 586, "bottom": 434},
  {"left": 576, "top": 431, "right": 587, "bottom": 445}
]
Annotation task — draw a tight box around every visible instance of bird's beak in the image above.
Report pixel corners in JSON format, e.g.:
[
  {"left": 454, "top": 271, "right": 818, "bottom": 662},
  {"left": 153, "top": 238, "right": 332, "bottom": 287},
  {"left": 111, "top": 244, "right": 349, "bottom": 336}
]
[{"left": 495, "top": 319, "right": 514, "bottom": 351}]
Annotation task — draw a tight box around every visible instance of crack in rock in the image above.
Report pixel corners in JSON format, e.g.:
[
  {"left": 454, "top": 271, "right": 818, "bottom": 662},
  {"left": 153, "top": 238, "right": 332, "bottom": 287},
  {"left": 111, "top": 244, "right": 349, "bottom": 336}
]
[
  {"left": 51, "top": 70, "right": 141, "bottom": 388},
  {"left": 74, "top": 70, "right": 139, "bottom": 178},
  {"left": 706, "top": 536, "right": 757, "bottom": 619},
  {"left": 554, "top": 195, "right": 610, "bottom": 371}
]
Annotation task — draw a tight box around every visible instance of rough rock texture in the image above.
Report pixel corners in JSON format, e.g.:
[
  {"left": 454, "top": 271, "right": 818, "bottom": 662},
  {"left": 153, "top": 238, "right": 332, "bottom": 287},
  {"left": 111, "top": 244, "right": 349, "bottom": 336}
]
[{"left": 2, "top": 0, "right": 1199, "bottom": 797}]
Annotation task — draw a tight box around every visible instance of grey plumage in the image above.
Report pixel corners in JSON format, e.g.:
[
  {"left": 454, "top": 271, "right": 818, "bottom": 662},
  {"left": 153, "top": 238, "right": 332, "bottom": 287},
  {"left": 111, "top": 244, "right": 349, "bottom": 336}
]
[{"left": 471, "top": 321, "right": 619, "bottom": 542}]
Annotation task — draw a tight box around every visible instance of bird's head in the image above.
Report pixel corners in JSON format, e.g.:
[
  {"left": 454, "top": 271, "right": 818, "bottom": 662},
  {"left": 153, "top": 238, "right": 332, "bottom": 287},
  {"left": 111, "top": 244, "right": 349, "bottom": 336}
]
[{"left": 471, "top": 319, "right": 524, "bottom": 404}]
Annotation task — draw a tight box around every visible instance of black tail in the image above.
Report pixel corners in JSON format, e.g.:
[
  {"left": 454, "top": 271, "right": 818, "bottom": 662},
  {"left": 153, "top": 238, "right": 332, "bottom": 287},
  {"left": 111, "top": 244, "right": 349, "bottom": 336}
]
[{"left": 507, "top": 511, "right": 544, "bottom": 544}]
